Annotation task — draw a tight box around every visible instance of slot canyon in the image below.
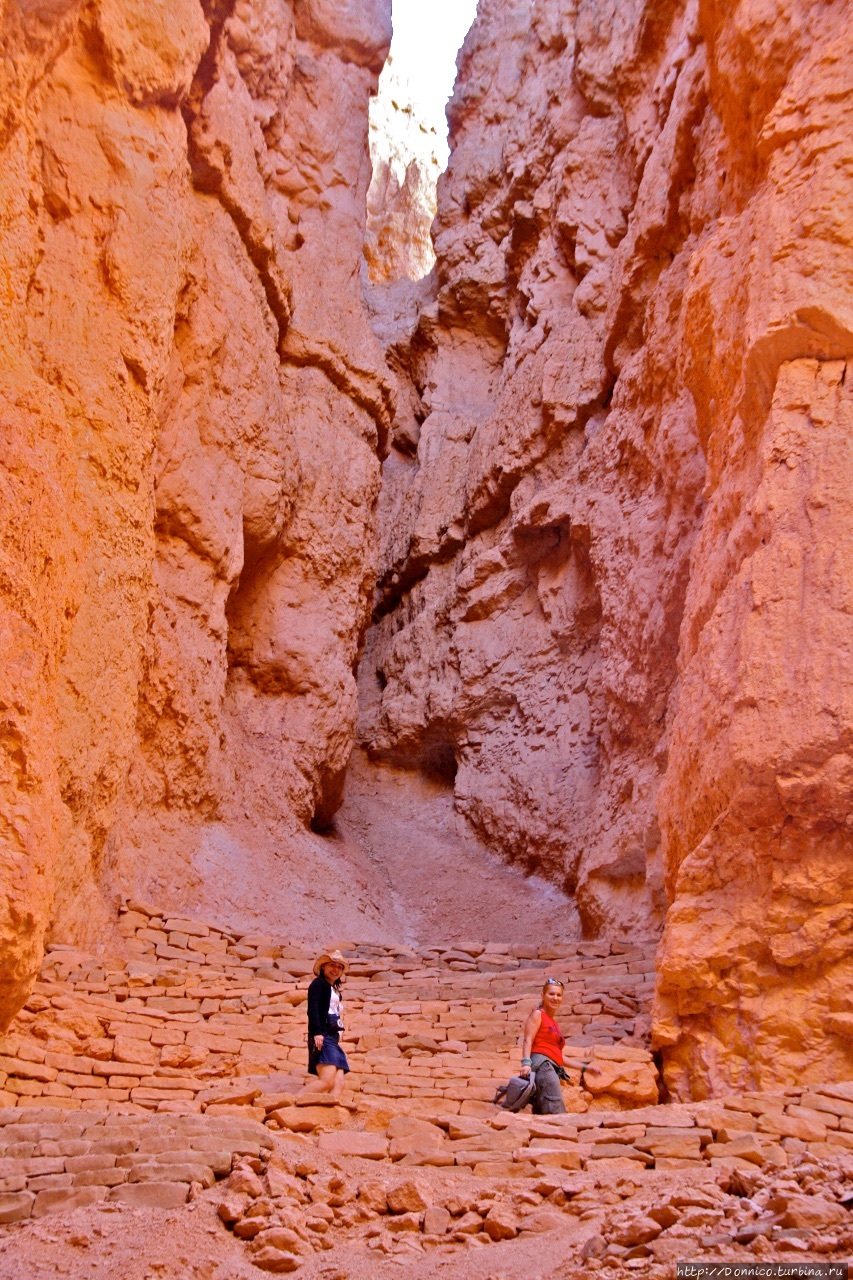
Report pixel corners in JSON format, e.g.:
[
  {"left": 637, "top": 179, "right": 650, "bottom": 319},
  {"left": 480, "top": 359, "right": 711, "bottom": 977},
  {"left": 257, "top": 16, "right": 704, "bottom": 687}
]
[{"left": 0, "top": 0, "right": 852, "bottom": 1276}]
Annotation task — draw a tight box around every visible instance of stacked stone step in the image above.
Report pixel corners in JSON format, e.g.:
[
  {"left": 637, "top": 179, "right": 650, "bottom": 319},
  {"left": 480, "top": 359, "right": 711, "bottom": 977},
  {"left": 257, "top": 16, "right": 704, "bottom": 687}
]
[
  {"left": 215, "top": 1085, "right": 853, "bottom": 1273},
  {"left": 3, "top": 902, "right": 853, "bottom": 1273},
  {"left": 0, "top": 1106, "right": 272, "bottom": 1225},
  {"left": 308, "top": 1080, "right": 853, "bottom": 1175},
  {"left": 0, "top": 901, "right": 657, "bottom": 1117}
]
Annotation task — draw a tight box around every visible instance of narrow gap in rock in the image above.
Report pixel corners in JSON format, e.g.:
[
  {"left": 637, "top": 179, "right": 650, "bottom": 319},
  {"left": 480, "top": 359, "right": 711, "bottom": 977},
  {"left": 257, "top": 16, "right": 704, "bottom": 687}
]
[{"left": 364, "top": 0, "right": 478, "bottom": 284}]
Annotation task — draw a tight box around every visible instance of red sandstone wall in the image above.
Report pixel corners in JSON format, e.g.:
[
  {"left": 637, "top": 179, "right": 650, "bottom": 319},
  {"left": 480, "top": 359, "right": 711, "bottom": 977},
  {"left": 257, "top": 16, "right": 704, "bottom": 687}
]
[
  {"left": 653, "top": 0, "right": 853, "bottom": 1098},
  {"left": 362, "top": 0, "right": 853, "bottom": 1095},
  {"left": 2, "top": 0, "right": 851, "bottom": 1101},
  {"left": 0, "top": 0, "right": 392, "bottom": 1026}
]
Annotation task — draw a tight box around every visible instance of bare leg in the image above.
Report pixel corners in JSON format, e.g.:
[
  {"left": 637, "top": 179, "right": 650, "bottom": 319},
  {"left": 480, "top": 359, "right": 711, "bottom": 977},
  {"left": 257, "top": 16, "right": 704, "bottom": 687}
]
[
  {"left": 330, "top": 1068, "right": 345, "bottom": 1100},
  {"left": 302, "top": 1064, "right": 337, "bottom": 1095}
]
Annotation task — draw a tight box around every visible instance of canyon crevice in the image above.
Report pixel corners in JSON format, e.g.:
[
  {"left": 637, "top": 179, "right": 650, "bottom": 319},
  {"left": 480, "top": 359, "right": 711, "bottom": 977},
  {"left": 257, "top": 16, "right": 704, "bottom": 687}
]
[
  {"left": 362, "top": 0, "right": 853, "bottom": 1097},
  {"left": 1, "top": 0, "right": 852, "bottom": 1108}
]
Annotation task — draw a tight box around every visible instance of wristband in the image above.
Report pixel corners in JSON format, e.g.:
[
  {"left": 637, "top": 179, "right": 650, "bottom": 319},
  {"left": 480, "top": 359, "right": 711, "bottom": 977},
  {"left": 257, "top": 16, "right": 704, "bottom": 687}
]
[{"left": 521, "top": 1057, "right": 532, "bottom": 1066}]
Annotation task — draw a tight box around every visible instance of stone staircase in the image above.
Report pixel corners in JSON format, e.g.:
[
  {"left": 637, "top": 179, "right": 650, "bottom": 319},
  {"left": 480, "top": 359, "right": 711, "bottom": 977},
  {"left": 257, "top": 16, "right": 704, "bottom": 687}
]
[
  {"left": 0, "top": 900, "right": 658, "bottom": 1120},
  {"left": 3, "top": 903, "right": 853, "bottom": 1276},
  {"left": 0, "top": 1108, "right": 272, "bottom": 1224}
]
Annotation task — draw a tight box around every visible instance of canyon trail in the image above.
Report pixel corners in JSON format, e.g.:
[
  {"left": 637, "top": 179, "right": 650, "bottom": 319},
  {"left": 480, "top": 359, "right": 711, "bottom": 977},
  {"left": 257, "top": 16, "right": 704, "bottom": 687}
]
[{"left": 1, "top": 0, "right": 852, "bottom": 1274}]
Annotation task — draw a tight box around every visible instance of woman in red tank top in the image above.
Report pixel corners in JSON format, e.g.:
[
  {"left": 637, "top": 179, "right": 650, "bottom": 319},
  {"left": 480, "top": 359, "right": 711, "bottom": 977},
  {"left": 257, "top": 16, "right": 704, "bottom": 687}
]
[{"left": 519, "top": 979, "right": 567, "bottom": 1114}]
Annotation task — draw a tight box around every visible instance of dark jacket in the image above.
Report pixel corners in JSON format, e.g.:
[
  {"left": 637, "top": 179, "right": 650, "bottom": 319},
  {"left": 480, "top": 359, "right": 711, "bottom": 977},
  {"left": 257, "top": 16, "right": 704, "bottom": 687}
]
[{"left": 307, "top": 974, "right": 336, "bottom": 1039}]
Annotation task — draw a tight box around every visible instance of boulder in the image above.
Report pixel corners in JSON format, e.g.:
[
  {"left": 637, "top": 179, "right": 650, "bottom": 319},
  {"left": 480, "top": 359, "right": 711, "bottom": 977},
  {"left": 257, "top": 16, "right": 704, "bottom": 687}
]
[
  {"left": 317, "top": 1132, "right": 388, "bottom": 1160},
  {"left": 387, "top": 1181, "right": 430, "bottom": 1214},
  {"left": 582, "top": 1059, "right": 660, "bottom": 1108},
  {"left": 423, "top": 1205, "right": 451, "bottom": 1235},
  {"left": 358, "top": 1180, "right": 388, "bottom": 1214},
  {"left": 250, "top": 1249, "right": 301, "bottom": 1274},
  {"left": 776, "top": 1195, "right": 850, "bottom": 1230},
  {"left": 251, "top": 1227, "right": 308, "bottom": 1257},
  {"left": 386, "top": 1212, "right": 422, "bottom": 1233},
  {"left": 612, "top": 1216, "right": 663, "bottom": 1247},
  {"left": 228, "top": 1168, "right": 264, "bottom": 1199},
  {"left": 269, "top": 1106, "right": 349, "bottom": 1133},
  {"left": 218, "top": 1192, "right": 250, "bottom": 1225},
  {"left": 484, "top": 1204, "right": 519, "bottom": 1241},
  {"left": 452, "top": 1212, "right": 484, "bottom": 1236}
]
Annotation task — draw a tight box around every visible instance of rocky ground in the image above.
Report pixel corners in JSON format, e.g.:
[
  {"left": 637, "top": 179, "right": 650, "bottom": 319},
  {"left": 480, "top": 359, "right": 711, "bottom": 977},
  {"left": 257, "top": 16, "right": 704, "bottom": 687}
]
[{"left": 2, "top": 1107, "right": 853, "bottom": 1278}]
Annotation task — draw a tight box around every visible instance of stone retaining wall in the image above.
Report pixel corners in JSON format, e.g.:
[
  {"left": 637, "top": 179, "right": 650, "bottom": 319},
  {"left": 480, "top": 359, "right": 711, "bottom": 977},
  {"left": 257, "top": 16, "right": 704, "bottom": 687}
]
[
  {"left": 0, "top": 1109, "right": 271, "bottom": 1224},
  {"left": 0, "top": 901, "right": 658, "bottom": 1116},
  {"left": 332, "top": 1080, "right": 853, "bottom": 1176}
]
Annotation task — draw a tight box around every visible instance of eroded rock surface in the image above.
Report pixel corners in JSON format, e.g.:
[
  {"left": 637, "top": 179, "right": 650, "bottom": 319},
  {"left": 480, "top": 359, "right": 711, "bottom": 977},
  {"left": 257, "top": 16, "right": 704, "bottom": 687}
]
[
  {"left": 362, "top": 0, "right": 853, "bottom": 1095},
  {"left": 0, "top": 0, "right": 392, "bottom": 1027}
]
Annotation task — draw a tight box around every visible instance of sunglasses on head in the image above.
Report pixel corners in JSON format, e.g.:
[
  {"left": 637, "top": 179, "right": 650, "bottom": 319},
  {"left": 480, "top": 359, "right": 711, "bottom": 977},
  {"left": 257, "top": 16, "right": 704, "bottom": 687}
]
[{"left": 544, "top": 979, "right": 563, "bottom": 987}]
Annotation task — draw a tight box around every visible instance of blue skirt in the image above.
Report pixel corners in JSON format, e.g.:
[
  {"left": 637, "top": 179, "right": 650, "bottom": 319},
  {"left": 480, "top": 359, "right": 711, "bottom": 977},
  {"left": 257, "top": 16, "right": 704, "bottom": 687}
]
[{"left": 308, "top": 1034, "right": 350, "bottom": 1075}]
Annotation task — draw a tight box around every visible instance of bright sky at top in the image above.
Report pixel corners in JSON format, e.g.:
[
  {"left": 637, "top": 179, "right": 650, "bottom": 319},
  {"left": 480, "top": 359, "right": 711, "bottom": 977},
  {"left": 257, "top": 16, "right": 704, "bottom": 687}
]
[{"left": 388, "top": 0, "right": 479, "bottom": 165}]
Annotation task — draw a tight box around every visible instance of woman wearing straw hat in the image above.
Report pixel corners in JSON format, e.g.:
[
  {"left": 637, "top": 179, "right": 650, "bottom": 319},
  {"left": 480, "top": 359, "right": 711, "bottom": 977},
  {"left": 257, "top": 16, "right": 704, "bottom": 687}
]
[{"left": 303, "top": 948, "right": 350, "bottom": 1099}]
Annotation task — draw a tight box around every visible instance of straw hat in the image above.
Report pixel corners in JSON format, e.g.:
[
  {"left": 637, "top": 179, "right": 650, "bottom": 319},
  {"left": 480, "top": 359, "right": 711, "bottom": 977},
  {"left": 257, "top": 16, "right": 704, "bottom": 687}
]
[{"left": 313, "top": 948, "right": 349, "bottom": 977}]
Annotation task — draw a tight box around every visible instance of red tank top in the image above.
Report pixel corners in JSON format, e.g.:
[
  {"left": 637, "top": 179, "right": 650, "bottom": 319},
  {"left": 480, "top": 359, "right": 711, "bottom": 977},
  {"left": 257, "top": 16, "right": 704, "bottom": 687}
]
[{"left": 531, "top": 1010, "right": 565, "bottom": 1066}]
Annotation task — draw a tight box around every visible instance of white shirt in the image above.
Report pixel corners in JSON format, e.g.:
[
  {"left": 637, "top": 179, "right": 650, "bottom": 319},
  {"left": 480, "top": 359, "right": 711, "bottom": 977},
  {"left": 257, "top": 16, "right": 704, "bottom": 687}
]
[{"left": 329, "top": 987, "right": 343, "bottom": 1030}]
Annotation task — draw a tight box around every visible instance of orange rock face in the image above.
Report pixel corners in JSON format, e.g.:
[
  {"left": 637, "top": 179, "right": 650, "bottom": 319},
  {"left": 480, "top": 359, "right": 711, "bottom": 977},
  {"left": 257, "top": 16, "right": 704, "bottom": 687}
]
[
  {"left": 362, "top": 0, "right": 706, "bottom": 942},
  {"left": 0, "top": 0, "right": 392, "bottom": 1026},
  {"left": 1, "top": 0, "right": 851, "bottom": 1106},
  {"left": 652, "top": 1, "right": 853, "bottom": 1098},
  {"left": 362, "top": 0, "right": 853, "bottom": 1095}
]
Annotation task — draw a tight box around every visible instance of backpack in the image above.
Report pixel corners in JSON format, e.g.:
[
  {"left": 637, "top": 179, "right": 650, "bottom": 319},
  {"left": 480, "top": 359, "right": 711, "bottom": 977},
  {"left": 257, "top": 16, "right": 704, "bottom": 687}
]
[{"left": 493, "top": 1071, "right": 536, "bottom": 1112}]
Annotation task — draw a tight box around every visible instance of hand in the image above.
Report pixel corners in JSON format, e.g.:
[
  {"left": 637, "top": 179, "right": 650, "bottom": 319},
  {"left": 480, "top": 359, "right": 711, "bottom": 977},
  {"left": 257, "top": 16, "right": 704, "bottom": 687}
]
[
  {"left": 520, "top": 1065, "right": 531, "bottom": 1078},
  {"left": 313, "top": 1035, "right": 324, "bottom": 1051}
]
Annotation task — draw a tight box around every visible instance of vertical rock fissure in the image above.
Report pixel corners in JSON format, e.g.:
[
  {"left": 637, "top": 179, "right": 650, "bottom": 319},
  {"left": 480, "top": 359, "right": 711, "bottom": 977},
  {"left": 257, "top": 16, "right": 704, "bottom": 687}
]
[{"left": 359, "top": 0, "right": 853, "bottom": 1099}]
